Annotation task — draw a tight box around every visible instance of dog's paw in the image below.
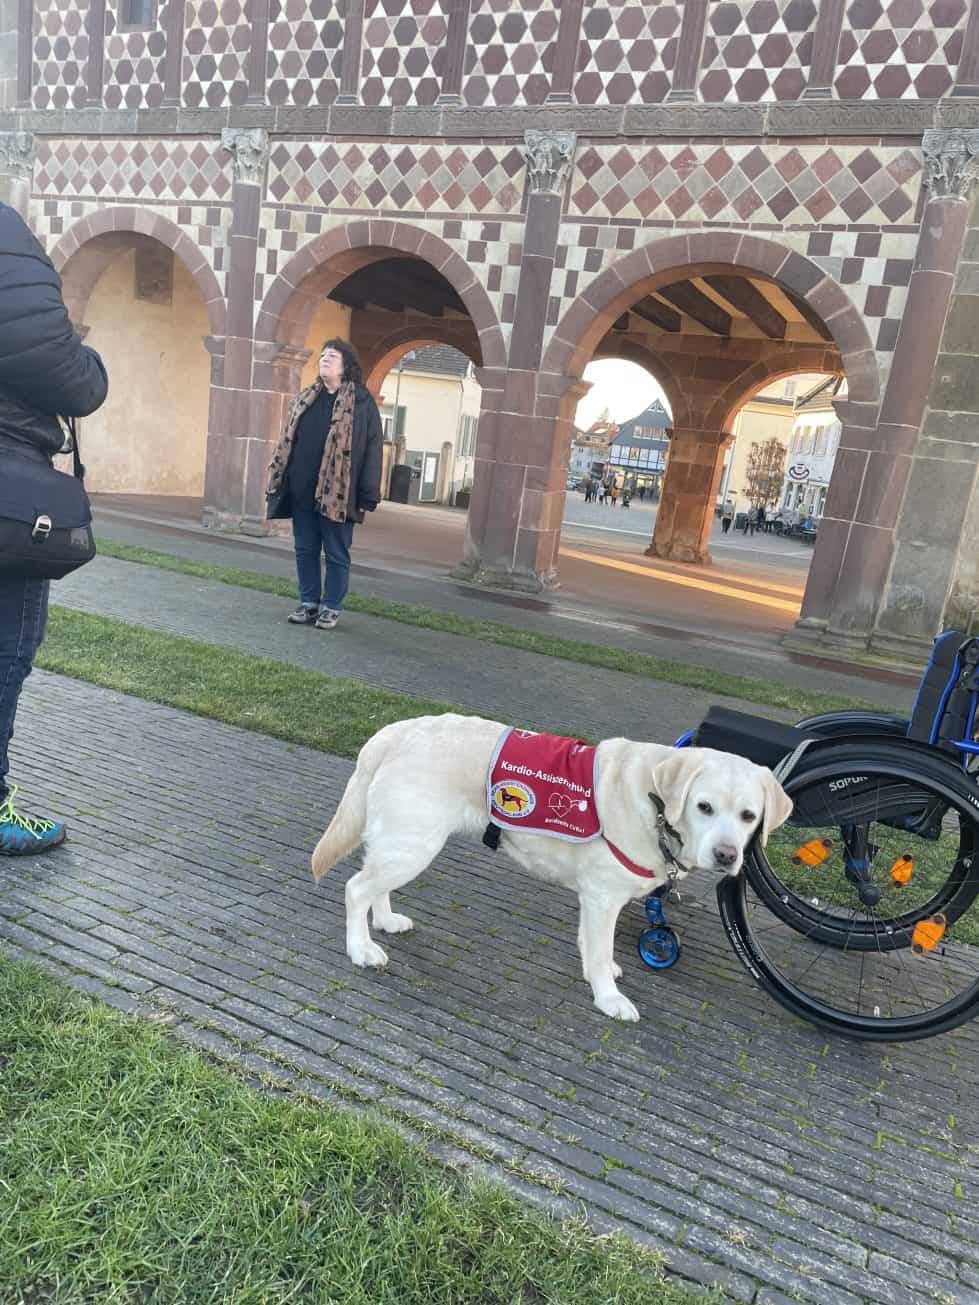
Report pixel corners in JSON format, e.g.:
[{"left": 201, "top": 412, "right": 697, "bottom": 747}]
[
  {"left": 595, "top": 991, "right": 640, "bottom": 1022},
  {"left": 612, "top": 961, "right": 622, "bottom": 980},
  {"left": 375, "top": 912, "right": 414, "bottom": 934},
  {"left": 348, "top": 939, "right": 389, "bottom": 968}
]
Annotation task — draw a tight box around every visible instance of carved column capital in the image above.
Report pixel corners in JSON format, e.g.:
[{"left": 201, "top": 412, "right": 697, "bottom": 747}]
[
  {"left": 220, "top": 127, "right": 269, "bottom": 187},
  {"left": 0, "top": 131, "right": 34, "bottom": 180},
  {"left": 922, "top": 128, "right": 979, "bottom": 200},
  {"left": 522, "top": 129, "right": 576, "bottom": 195}
]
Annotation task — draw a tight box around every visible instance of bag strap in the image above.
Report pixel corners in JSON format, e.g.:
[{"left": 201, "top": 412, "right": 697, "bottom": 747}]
[{"left": 65, "top": 416, "right": 85, "bottom": 481}]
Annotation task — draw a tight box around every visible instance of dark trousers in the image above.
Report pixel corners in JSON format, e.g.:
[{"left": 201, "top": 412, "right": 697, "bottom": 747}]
[
  {"left": 0, "top": 576, "right": 49, "bottom": 803},
  {"left": 291, "top": 508, "right": 355, "bottom": 610}
]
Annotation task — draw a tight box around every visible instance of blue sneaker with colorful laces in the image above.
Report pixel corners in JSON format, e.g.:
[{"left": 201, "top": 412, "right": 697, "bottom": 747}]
[{"left": 0, "top": 787, "right": 67, "bottom": 855}]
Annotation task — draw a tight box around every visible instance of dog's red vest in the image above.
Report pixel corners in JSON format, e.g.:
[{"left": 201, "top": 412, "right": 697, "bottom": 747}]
[{"left": 487, "top": 727, "right": 602, "bottom": 843}]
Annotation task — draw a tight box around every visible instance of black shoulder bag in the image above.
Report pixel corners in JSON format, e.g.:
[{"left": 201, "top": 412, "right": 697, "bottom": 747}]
[{"left": 0, "top": 418, "right": 96, "bottom": 579}]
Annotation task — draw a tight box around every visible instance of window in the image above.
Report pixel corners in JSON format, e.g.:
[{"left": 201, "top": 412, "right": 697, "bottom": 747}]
[
  {"left": 783, "top": 379, "right": 797, "bottom": 399},
  {"left": 814, "top": 425, "right": 828, "bottom": 455},
  {"left": 120, "top": 0, "right": 154, "bottom": 26}
]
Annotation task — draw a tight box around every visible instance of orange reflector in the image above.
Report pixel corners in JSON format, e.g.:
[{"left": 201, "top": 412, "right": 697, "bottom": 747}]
[
  {"left": 912, "top": 913, "right": 947, "bottom": 956},
  {"left": 890, "top": 854, "right": 914, "bottom": 886},
  {"left": 791, "top": 837, "right": 834, "bottom": 867}
]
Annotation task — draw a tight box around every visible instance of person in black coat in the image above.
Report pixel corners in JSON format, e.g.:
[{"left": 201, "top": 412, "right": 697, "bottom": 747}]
[
  {"left": 266, "top": 338, "right": 383, "bottom": 630},
  {"left": 0, "top": 201, "right": 108, "bottom": 854}
]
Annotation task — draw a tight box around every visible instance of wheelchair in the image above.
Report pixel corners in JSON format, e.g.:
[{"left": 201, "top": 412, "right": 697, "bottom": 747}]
[{"left": 639, "top": 630, "right": 979, "bottom": 1043}]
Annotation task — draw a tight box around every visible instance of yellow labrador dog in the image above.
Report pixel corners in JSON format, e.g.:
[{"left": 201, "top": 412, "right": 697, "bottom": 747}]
[{"left": 312, "top": 714, "right": 792, "bottom": 1021}]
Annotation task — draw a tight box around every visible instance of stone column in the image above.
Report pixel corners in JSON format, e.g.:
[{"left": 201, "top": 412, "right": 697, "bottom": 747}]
[
  {"left": 873, "top": 131, "right": 979, "bottom": 656},
  {"left": 0, "top": 131, "right": 32, "bottom": 221},
  {"left": 202, "top": 128, "right": 269, "bottom": 533},
  {"left": 791, "top": 129, "right": 977, "bottom": 657},
  {"left": 648, "top": 429, "right": 732, "bottom": 564},
  {"left": 458, "top": 130, "right": 578, "bottom": 591}
]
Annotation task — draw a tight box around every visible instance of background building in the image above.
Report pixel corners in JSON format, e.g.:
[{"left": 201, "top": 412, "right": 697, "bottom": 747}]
[
  {"left": 606, "top": 400, "right": 670, "bottom": 492},
  {"left": 378, "top": 345, "right": 480, "bottom": 505},
  {"left": 719, "top": 374, "right": 828, "bottom": 515},
  {"left": 782, "top": 377, "right": 847, "bottom": 521},
  {"left": 6, "top": 1, "right": 979, "bottom": 656}
]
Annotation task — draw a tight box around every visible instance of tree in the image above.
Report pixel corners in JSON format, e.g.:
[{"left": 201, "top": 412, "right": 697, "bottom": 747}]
[{"left": 743, "top": 437, "right": 786, "bottom": 510}]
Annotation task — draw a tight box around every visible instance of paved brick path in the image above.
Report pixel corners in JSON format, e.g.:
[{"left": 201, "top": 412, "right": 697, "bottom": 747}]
[{"left": 6, "top": 667, "right": 979, "bottom": 1304}]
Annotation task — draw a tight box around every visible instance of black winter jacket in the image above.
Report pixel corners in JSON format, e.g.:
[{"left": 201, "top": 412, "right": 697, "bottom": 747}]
[
  {"left": 266, "top": 381, "right": 384, "bottom": 525},
  {"left": 0, "top": 203, "right": 108, "bottom": 462}
]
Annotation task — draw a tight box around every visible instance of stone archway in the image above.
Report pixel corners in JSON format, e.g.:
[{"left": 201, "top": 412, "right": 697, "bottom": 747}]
[
  {"left": 204, "top": 218, "right": 511, "bottom": 530},
  {"left": 527, "top": 232, "right": 875, "bottom": 570},
  {"left": 48, "top": 209, "right": 223, "bottom": 498},
  {"left": 542, "top": 232, "right": 879, "bottom": 405},
  {"left": 50, "top": 207, "right": 226, "bottom": 338},
  {"left": 255, "top": 219, "right": 506, "bottom": 368}
]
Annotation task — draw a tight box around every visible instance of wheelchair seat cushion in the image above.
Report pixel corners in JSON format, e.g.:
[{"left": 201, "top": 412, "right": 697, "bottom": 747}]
[{"left": 692, "top": 706, "right": 810, "bottom": 771}]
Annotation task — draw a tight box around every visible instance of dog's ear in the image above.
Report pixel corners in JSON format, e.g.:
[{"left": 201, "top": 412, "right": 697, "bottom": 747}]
[
  {"left": 651, "top": 751, "right": 705, "bottom": 829},
  {"left": 760, "top": 770, "right": 793, "bottom": 847}
]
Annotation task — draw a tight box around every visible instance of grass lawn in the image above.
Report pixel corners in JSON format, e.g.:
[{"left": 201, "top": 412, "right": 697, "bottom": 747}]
[
  {"left": 94, "top": 536, "right": 893, "bottom": 719},
  {"left": 0, "top": 954, "right": 718, "bottom": 1304},
  {"left": 36, "top": 606, "right": 469, "bottom": 761}
]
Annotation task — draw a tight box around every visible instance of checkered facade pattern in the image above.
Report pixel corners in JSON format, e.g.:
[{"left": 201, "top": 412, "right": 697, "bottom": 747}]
[
  {"left": 574, "top": 1, "right": 681, "bottom": 105},
  {"left": 26, "top": 0, "right": 977, "bottom": 108},
  {"left": 181, "top": 0, "right": 251, "bottom": 108},
  {"left": 103, "top": 0, "right": 169, "bottom": 109},
  {"left": 259, "top": 140, "right": 527, "bottom": 321},
  {"left": 32, "top": 0, "right": 89, "bottom": 109},
  {"left": 361, "top": 0, "right": 447, "bottom": 107},
  {"left": 265, "top": 140, "right": 525, "bottom": 213},
  {"left": 570, "top": 142, "right": 922, "bottom": 227},
  {"left": 267, "top": 0, "right": 343, "bottom": 107},
  {"left": 834, "top": 0, "right": 968, "bottom": 99},
  {"left": 34, "top": 138, "right": 233, "bottom": 203},
  {"left": 462, "top": 0, "right": 559, "bottom": 106},
  {"left": 698, "top": 0, "right": 817, "bottom": 103}
]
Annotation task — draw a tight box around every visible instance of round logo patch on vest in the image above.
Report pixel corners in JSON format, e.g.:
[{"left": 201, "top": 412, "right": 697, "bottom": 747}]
[{"left": 491, "top": 779, "right": 536, "bottom": 819}]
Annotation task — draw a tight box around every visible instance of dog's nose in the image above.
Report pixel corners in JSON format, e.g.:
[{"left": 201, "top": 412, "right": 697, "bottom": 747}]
[{"left": 713, "top": 844, "right": 739, "bottom": 870}]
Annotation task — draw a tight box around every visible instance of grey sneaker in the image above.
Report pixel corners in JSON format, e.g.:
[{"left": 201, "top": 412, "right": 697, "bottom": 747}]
[
  {"left": 315, "top": 608, "right": 341, "bottom": 629},
  {"left": 288, "top": 605, "right": 318, "bottom": 625}
]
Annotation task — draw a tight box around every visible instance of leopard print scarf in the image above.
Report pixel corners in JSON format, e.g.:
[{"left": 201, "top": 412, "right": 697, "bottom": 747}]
[
  {"left": 266, "top": 379, "right": 357, "bottom": 522},
  {"left": 315, "top": 380, "right": 356, "bottom": 523}
]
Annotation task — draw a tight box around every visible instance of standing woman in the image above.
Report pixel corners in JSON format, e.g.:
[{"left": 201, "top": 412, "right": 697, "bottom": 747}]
[{"left": 266, "top": 338, "right": 383, "bottom": 630}]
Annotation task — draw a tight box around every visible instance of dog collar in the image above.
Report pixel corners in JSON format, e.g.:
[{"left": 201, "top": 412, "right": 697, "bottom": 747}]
[{"left": 647, "top": 792, "right": 693, "bottom": 877}]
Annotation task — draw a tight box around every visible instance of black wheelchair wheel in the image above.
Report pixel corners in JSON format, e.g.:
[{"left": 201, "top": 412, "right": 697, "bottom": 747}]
[
  {"left": 718, "top": 741, "right": 979, "bottom": 1040},
  {"left": 750, "top": 740, "right": 979, "bottom": 948}
]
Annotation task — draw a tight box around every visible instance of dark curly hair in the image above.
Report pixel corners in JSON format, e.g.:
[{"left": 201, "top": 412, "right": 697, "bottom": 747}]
[{"left": 320, "top": 338, "right": 364, "bottom": 386}]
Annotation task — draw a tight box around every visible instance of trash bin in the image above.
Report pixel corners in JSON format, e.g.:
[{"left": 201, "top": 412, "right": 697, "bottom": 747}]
[
  {"left": 389, "top": 464, "right": 412, "bottom": 504},
  {"left": 735, "top": 512, "right": 748, "bottom": 531}
]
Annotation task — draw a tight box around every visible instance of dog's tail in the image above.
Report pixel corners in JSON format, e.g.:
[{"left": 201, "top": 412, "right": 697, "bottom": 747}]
[{"left": 311, "top": 731, "right": 384, "bottom": 881}]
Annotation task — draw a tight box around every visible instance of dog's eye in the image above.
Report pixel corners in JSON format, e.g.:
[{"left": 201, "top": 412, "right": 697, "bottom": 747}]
[
  {"left": 741, "top": 810, "right": 757, "bottom": 824},
  {"left": 697, "top": 801, "right": 714, "bottom": 815}
]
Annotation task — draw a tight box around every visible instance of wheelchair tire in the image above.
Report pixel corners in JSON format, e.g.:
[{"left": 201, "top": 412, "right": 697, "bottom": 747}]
[
  {"left": 749, "top": 739, "right": 979, "bottom": 949},
  {"left": 718, "top": 740, "right": 979, "bottom": 1041}
]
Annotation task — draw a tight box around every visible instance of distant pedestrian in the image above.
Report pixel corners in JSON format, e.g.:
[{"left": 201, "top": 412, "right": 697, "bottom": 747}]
[
  {"left": 610, "top": 482, "right": 620, "bottom": 506},
  {"left": 638, "top": 485, "right": 646, "bottom": 503},
  {"left": 721, "top": 500, "right": 734, "bottom": 535}
]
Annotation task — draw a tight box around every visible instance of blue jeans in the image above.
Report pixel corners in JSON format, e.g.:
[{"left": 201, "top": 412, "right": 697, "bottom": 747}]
[
  {"left": 291, "top": 509, "right": 355, "bottom": 610},
  {"left": 0, "top": 576, "right": 49, "bottom": 802}
]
